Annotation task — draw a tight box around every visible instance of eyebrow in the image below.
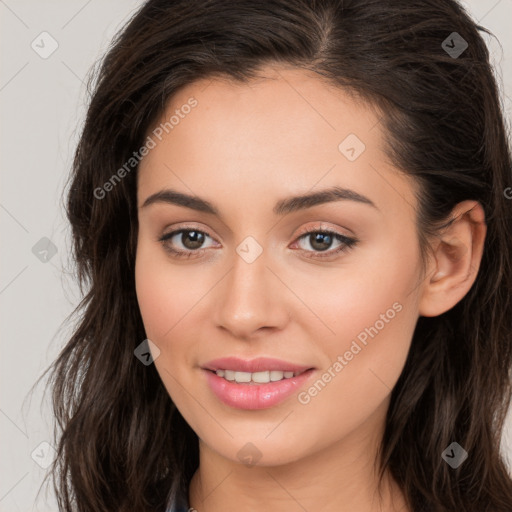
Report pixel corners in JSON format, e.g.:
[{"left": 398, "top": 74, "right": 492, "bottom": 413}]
[{"left": 140, "top": 185, "right": 379, "bottom": 215}]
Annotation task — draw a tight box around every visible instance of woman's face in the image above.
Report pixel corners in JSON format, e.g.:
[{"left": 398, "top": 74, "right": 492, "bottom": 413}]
[{"left": 135, "top": 65, "right": 425, "bottom": 466}]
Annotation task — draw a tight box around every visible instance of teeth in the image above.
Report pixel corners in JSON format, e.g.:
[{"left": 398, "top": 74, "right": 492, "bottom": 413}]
[
  {"left": 270, "top": 370, "right": 284, "bottom": 381},
  {"left": 215, "top": 369, "right": 301, "bottom": 384},
  {"left": 252, "top": 371, "right": 270, "bottom": 383},
  {"left": 224, "top": 370, "right": 235, "bottom": 381},
  {"left": 234, "top": 371, "right": 252, "bottom": 383}
]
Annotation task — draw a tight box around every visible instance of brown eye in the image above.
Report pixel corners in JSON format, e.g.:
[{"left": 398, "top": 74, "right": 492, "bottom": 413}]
[
  {"left": 158, "top": 228, "right": 217, "bottom": 258},
  {"left": 305, "top": 232, "right": 335, "bottom": 251},
  {"left": 177, "top": 230, "right": 206, "bottom": 250},
  {"left": 293, "top": 228, "right": 358, "bottom": 260}
]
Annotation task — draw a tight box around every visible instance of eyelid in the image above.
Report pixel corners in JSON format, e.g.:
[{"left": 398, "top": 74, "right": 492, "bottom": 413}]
[
  {"left": 158, "top": 224, "right": 219, "bottom": 247},
  {"left": 159, "top": 221, "right": 215, "bottom": 235},
  {"left": 159, "top": 221, "right": 352, "bottom": 241},
  {"left": 290, "top": 225, "right": 357, "bottom": 257},
  {"left": 294, "top": 222, "right": 353, "bottom": 239}
]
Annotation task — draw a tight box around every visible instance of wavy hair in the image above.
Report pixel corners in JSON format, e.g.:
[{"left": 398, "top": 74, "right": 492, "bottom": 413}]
[{"left": 38, "top": 0, "right": 512, "bottom": 510}]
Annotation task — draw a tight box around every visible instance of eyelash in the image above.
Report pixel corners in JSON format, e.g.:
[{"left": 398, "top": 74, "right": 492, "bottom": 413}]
[{"left": 157, "top": 226, "right": 358, "bottom": 260}]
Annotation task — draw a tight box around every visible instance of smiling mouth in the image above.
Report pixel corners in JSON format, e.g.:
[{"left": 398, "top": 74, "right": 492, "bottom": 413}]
[{"left": 203, "top": 366, "right": 316, "bottom": 410}]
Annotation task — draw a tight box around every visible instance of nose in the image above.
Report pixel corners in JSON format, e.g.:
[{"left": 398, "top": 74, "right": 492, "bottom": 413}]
[{"left": 213, "top": 246, "right": 290, "bottom": 340}]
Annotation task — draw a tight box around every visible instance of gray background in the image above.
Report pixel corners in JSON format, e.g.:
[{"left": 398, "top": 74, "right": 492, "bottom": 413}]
[{"left": 1, "top": 1, "right": 511, "bottom": 510}]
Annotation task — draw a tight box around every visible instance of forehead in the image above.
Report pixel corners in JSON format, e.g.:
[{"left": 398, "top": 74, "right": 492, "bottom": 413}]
[
  {"left": 154, "top": 66, "right": 381, "bottom": 149},
  {"left": 137, "top": 65, "right": 418, "bottom": 217}
]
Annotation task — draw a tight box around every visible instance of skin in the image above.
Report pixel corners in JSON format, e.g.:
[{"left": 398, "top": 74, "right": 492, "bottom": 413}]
[{"left": 135, "top": 65, "right": 486, "bottom": 512}]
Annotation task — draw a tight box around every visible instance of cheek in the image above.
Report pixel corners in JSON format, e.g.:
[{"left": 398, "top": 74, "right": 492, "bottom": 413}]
[
  {"left": 135, "top": 242, "right": 208, "bottom": 340},
  {"left": 290, "top": 241, "right": 419, "bottom": 351},
  {"left": 134, "top": 246, "right": 197, "bottom": 404},
  {"left": 291, "top": 298, "right": 416, "bottom": 453},
  {"left": 292, "top": 243, "right": 419, "bottom": 412},
  {"left": 134, "top": 260, "right": 170, "bottom": 341},
  {"left": 134, "top": 243, "right": 214, "bottom": 395}
]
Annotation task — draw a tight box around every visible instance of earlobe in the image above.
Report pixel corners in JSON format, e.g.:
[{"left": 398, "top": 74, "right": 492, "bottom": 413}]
[{"left": 418, "top": 200, "right": 487, "bottom": 318}]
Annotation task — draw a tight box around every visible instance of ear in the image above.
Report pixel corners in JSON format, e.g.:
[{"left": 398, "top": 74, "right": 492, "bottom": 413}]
[{"left": 418, "top": 200, "right": 487, "bottom": 318}]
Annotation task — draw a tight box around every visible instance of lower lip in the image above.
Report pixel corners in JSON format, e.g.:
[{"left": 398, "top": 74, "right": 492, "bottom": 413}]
[{"left": 203, "top": 368, "right": 315, "bottom": 410}]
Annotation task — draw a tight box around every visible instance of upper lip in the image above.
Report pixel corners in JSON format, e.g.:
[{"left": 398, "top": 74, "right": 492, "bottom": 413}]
[{"left": 202, "top": 357, "right": 314, "bottom": 373}]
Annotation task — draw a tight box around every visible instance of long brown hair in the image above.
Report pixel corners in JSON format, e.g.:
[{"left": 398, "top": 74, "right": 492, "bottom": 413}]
[{"left": 38, "top": 0, "right": 512, "bottom": 510}]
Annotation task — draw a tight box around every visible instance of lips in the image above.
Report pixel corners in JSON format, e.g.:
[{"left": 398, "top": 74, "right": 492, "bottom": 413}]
[
  {"left": 201, "top": 356, "right": 316, "bottom": 409},
  {"left": 202, "top": 356, "right": 313, "bottom": 374}
]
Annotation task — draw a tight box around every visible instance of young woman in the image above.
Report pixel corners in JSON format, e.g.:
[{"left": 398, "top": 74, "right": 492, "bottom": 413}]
[{"left": 43, "top": 0, "right": 512, "bottom": 510}]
